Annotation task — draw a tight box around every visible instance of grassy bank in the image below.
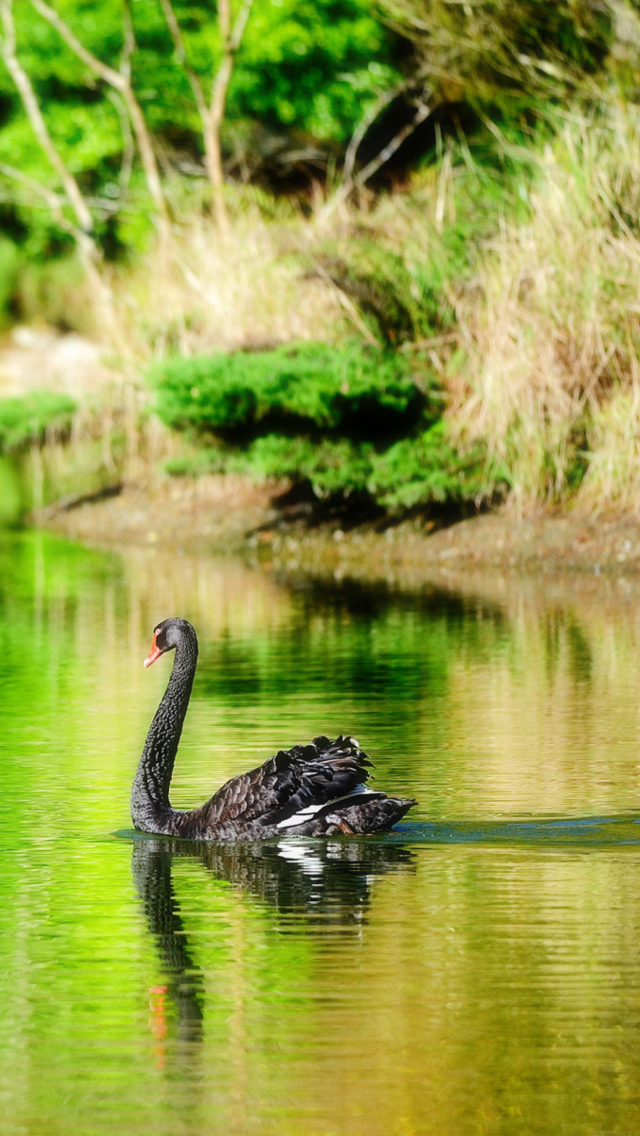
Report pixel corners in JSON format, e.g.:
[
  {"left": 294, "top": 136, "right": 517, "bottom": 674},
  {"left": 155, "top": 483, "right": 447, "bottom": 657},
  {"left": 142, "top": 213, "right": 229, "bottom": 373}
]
[{"left": 5, "top": 104, "right": 640, "bottom": 525}]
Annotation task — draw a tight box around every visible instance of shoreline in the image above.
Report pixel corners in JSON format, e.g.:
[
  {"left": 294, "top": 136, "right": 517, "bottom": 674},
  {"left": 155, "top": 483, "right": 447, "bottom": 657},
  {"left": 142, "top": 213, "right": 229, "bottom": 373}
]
[{"left": 34, "top": 475, "right": 640, "bottom": 586}]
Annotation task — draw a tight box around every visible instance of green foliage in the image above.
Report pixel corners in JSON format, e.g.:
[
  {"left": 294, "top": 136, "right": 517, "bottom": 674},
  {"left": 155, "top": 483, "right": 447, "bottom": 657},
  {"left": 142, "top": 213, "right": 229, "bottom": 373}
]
[
  {"left": 0, "top": 392, "right": 76, "bottom": 453},
  {"left": 382, "top": 0, "right": 619, "bottom": 116},
  {"left": 229, "top": 0, "right": 399, "bottom": 143},
  {"left": 0, "top": 238, "right": 20, "bottom": 327},
  {"left": 0, "top": 0, "right": 401, "bottom": 256},
  {"left": 236, "top": 425, "right": 492, "bottom": 505},
  {"left": 236, "top": 435, "right": 375, "bottom": 497},
  {"left": 155, "top": 342, "right": 492, "bottom": 510},
  {"left": 152, "top": 341, "right": 431, "bottom": 437},
  {"left": 367, "top": 423, "right": 493, "bottom": 508},
  {"left": 164, "top": 425, "right": 493, "bottom": 509}
]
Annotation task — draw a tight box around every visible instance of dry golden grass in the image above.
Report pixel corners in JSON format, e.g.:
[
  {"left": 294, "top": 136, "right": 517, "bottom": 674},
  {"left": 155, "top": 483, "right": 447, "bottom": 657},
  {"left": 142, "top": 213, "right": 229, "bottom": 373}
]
[
  {"left": 449, "top": 108, "right": 640, "bottom": 511},
  {"left": 110, "top": 193, "right": 350, "bottom": 360}
]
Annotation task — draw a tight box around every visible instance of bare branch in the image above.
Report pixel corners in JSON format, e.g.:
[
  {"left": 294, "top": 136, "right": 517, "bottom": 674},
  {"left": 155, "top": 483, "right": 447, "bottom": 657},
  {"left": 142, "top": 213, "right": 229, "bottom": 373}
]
[
  {"left": 206, "top": 0, "right": 255, "bottom": 230},
  {"left": 217, "top": 0, "right": 231, "bottom": 44},
  {"left": 355, "top": 98, "right": 432, "bottom": 187},
  {"left": 156, "top": 0, "right": 254, "bottom": 229},
  {"left": 0, "top": 0, "right": 95, "bottom": 238},
  {"left": 342, "top": 80, "right": 411, "bottom": 186},
  {"left": 325, "top": 93, "right": 433, "bottom": 217},
  {"left": 229, "top": 0, "right": 254, "bottom": 53},
  {"left": 0, "top": 2, "right": 121, "bottom": 330},
  {"left": 29, "top": 0, "right": 124, "bottom": 88},
  {"left": 29, "top": 0, "right": 169, "bottom": 232}
]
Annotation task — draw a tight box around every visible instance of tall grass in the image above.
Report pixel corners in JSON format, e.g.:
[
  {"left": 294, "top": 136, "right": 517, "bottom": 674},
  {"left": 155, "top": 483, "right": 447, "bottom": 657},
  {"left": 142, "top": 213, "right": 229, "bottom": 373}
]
[
  {"left": 449, "top": 107, "right": 640, "bottom": 512},
  {"left": 111, "top": 192, "right": 348, "bottom": 359},
  {"left": 34, "top": 106, "right": 640, "bottom": 517}
]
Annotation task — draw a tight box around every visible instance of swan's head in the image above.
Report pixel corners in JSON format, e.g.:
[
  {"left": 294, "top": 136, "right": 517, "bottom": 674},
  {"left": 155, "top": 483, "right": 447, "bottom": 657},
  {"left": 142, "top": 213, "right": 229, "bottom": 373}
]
[{"left": 143, "top": 618, "right": 196, "bottom": 667}]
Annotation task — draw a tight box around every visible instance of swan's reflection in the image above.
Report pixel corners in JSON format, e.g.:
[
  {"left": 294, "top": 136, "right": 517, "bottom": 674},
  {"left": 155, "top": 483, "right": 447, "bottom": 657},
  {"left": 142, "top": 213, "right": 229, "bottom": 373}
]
[
  {"left": 132, "top": 837, "right": 415, "bottom": 1049},
  {"left": 133, "top": 839, "right": 205, "bottom": 1046}
]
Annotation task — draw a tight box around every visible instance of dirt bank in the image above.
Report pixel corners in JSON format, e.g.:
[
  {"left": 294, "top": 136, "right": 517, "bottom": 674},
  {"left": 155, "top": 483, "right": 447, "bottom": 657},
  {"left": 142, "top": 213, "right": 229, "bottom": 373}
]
[{"left": 36, "top": 474, "right": 640, "bottom": 586}]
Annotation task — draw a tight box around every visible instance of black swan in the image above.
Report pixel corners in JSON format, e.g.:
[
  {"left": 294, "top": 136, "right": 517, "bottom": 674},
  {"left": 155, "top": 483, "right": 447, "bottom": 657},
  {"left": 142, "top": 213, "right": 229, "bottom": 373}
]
[{"left": 131, "top": 618, "right": 416, "bottom": 840}]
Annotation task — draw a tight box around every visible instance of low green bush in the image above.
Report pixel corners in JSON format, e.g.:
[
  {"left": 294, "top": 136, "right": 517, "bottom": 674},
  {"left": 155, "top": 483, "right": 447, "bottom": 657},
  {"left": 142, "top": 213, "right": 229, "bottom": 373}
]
[
  {"left": 163, "top": 427, "right": 494, "bottom": 508},
  {"left": 153, "top": 341, "right": 496, "bottom": 511},
  {"left": 367, "top": 423, "right": 494, "bottom": 508},
  {"left": 236, "top": 435, "right": 375, "bottom": 496},
  {"left": 152, "top": 341, "right": 433, "bottom": 439},
  {"left": 0, "top": 392, "right": 77, "bottom": 452}
]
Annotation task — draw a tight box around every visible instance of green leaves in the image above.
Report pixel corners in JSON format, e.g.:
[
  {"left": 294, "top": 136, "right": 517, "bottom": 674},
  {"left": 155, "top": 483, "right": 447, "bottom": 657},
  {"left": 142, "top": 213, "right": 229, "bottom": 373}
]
[
  {"left": 152, "top": 341, "right": 428, "bottom": 435},
  {"left": 0, "top": 391, "right": 76, "bottom": 452},
  {"left": 367, "top": 423, "right": 493, "bottom": 508},
  {"left": 0, "top": 0, "right": 402, "bottom": 257},
  {"left": 152, "top": 341, "right": 492, "bottom": 510}
]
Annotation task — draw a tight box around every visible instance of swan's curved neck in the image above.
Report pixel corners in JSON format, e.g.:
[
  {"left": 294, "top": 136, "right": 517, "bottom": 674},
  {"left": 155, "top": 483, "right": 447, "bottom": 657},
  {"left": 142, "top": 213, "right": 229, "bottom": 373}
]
[{"left": 131, "top": 631, "right": 198, "bottom": 833}]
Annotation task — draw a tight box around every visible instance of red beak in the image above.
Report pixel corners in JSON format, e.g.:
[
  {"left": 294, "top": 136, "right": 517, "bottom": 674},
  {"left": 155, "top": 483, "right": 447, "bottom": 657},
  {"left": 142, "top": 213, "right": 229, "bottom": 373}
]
[{"left": 143, "top": 632, "right": 163, "bottom": 668}]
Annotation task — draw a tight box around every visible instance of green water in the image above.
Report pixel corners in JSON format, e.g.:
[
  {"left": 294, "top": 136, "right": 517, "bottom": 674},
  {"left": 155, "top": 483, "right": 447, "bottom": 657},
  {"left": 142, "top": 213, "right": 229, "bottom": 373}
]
[{"left": 2, "top": 532, "right": 640, "bottom": 1135}]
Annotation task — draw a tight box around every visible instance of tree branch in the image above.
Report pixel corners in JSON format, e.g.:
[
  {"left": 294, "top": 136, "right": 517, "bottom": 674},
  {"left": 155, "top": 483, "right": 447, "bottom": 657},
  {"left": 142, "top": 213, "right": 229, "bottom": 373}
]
[
  {"left": 0, "top": 0, "right": 95, "bottom": 240},
  {"left": 29, "top": 0, "right": 123, "bottom": 87},
  {"left": 229, "top": 0, "right": 254, "bottom": 53},
  {"left": 354, "top": 97, "right": 432, "bottom": 187},
  {"left": 342, "top": 80, "right": 411, "bottom": 186},
  {"left": 325, "top": 92, "right": 433, "bottom": 215},
  {"left": 0, "top": 160, "right": 86, "bottom": 240},
  {"left": 29, "top": 0, "right": 169, "bottom": 233},
  {"left": 206, "top": 0, "right": 254, "bottom": 230}
]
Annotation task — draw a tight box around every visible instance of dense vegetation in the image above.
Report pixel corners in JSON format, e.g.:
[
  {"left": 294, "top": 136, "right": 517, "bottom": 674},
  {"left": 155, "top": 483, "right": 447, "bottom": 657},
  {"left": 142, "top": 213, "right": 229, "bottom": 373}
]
[
  {"left": 2, "top": 0, "right": 640, "bottom": 518},
  {"left": 0, "top": 0, "right": 401, "bottom": 260},
  {"left": 153, "top": 342, "right": 493, "bottom": 507}
]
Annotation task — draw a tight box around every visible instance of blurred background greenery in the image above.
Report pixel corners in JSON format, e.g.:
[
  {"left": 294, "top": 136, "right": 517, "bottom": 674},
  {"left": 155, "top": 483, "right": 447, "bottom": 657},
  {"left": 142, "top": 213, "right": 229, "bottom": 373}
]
[{"left": 2, "top": 0, "right": 640, "bottom": 519}]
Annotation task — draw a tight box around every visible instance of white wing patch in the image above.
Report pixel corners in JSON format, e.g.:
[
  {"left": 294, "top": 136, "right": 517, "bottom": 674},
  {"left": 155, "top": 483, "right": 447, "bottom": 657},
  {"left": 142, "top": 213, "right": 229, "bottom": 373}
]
[{"left": 276, "top": 783, "right": 378, "bottom": 830}]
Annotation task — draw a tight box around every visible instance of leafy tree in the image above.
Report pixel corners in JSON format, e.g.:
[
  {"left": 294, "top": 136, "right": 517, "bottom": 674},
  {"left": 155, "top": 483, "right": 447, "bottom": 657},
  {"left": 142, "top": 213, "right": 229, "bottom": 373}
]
[{"left": 0, "top": 0, "right": 402, "bottom": 254}]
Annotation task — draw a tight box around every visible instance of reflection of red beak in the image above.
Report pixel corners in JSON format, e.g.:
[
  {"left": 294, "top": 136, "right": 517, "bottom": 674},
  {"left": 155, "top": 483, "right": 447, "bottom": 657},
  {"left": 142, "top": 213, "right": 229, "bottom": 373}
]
[{"left": 143, "top": 632, "right": 162, "bottom": 668}]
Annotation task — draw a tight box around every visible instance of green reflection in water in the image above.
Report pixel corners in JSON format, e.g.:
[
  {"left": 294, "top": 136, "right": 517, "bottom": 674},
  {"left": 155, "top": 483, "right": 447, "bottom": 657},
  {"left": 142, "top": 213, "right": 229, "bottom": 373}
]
[{"left": 0, "top": 531, "right": 640, "bottom": 1134}]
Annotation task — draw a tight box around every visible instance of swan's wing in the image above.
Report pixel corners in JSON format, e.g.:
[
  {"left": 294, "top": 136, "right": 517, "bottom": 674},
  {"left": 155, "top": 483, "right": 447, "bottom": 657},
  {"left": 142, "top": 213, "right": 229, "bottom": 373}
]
[{"left": 200, "top": 735, "right": 374, "bottom": 828}]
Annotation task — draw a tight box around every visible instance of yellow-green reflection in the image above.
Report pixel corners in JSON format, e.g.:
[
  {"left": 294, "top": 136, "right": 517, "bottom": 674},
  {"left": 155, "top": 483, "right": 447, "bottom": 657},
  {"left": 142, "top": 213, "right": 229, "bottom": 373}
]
[{"left": 1, "top": 532, "right": 640, "bottom": 1134}]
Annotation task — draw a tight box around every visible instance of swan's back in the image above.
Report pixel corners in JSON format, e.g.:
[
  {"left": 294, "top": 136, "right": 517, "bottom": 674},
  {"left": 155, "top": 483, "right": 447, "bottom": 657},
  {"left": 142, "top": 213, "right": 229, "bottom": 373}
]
[{"left": 173, "top": 735, "right": 415, "bottom": 840}]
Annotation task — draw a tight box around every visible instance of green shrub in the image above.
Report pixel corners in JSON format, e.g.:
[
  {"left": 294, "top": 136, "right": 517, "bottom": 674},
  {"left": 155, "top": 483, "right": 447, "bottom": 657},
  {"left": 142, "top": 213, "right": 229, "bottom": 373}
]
[
  {"left": 154, "top": 341, "right": 498, "bottom": 511},
  {"left": 368, "top": 423, "right": 494, "bottom": 508},
  {"left": 164, "top": 427, "right": 494, "bottom": 508},
  {"left": 151, "top": 341, "right": 433, "bottom": 439},
  {"left": 235, "top": 434, "right": 375, "bottom": 497},
  {"left": 0, "top": 392, "right": 77, "bottom": 452}
]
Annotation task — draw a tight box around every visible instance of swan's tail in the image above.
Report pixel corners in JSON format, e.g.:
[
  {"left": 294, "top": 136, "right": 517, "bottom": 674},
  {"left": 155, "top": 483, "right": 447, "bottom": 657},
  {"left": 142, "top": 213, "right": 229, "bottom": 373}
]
[{"left": 278, "top": 791, "right": 416, "bottom": 836}]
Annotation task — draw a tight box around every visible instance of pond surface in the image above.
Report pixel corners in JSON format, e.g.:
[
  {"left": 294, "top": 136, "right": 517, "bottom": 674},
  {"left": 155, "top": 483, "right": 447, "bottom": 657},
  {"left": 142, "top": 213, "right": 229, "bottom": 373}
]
[{"left": 2, "top": 531, "right": 640, "bottom": 1135}]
